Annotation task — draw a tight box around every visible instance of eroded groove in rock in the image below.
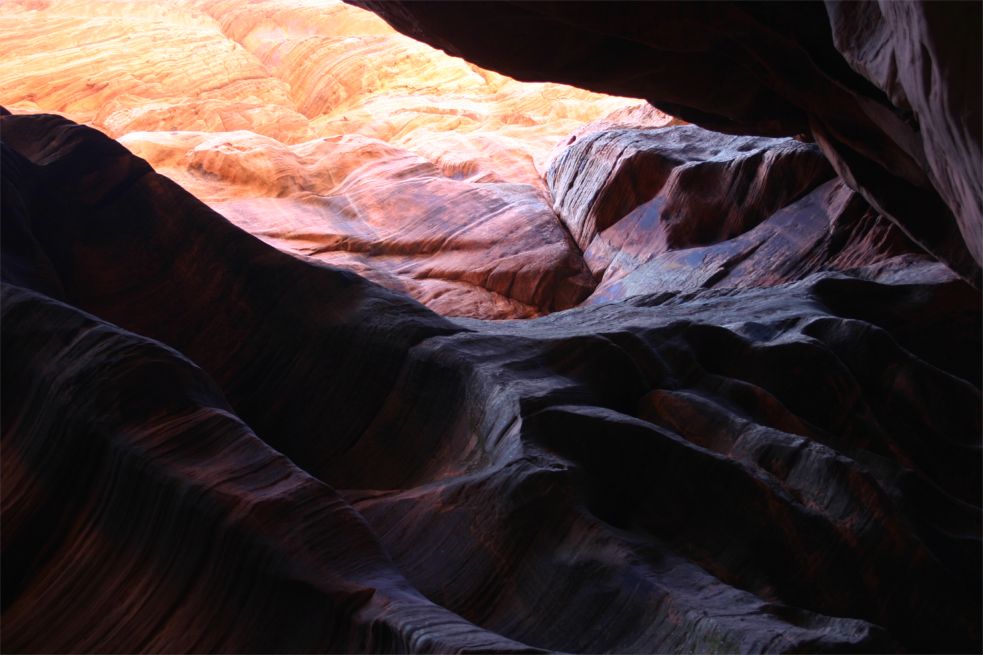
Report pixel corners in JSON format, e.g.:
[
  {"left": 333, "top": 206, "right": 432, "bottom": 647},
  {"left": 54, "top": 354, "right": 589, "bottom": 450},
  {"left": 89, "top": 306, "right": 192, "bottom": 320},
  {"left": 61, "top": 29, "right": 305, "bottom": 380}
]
[
  {"left": 3, "top": 113, "right": 979, "bottom": 653},
  {"left": 542, "top": 120, "right": 944, "bottom": 304},
  {"left": 546, "top": 124, "right": 836, "bottom": 273},
  {"left": 1, "top": 284, "right": 542, "bottom": 654}
]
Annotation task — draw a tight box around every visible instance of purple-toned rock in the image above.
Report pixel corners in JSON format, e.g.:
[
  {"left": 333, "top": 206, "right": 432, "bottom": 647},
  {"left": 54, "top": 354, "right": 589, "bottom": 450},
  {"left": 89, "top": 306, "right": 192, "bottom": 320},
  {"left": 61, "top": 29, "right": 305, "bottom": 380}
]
[
  {"left": 585, "top": 177, "right": 949, "bottom": 303},
  {"left": 351, "top": 0, "right": 982, "bottom": 285},
  {"left": 3, "top": 112, "right": 979, "bottom": 653},
  {"left": 547, "top": 124, "right": 834, "bottom": 274}
]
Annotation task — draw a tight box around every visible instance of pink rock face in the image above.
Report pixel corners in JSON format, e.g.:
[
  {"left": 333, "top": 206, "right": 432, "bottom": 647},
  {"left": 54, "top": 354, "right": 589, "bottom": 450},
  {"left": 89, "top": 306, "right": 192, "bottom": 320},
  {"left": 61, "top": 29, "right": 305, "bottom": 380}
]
[
  {"left": 210, "top": 157, "right": 595, "bottom": 317},
  {"left": 118, "top": 129, "right": 595, "bottom": 318},
  {"left": 351, "top": 0, "right": 982, "bottom": 286},
  {"left": 0, "top": 0, "right": 637, "bottom": 318}
]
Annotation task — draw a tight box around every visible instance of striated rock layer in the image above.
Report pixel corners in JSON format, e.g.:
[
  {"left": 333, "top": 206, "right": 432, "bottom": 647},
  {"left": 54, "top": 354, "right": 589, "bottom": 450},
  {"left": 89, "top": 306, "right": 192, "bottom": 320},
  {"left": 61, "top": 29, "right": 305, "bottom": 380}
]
[
  {"left": 3, "top": 0, "right": 982, "bottom": 651},
  {"left": 1, "top": 0, "right": 666, "bottom": 318},
  {"left": 8, "top": 0, "right": 970, "bottom": 317},
  {"left": 3, "top": 111, "right": 980, "bottom": 654},
  {"left": 116, "top": 112, "right": 932, "bottom": 319},
  {"left": 0, "top": 0, "right": 639, "bottom": 155},
  {"left": 544, "top": 123, "right": 954, "bottom": 304},
  {"left": 351, "top": 0, "right": 983, "bottom": 286},
  {"left": 120, "top": 129, "right": 596, "bottom": 318}
]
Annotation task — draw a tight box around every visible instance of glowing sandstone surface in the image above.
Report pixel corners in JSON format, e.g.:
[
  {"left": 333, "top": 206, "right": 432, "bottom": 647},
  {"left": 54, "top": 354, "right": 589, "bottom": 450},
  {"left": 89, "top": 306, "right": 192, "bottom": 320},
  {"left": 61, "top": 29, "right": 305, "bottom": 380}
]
[{"left": 1, "top": 0, "right": 670, "bottom": 317}]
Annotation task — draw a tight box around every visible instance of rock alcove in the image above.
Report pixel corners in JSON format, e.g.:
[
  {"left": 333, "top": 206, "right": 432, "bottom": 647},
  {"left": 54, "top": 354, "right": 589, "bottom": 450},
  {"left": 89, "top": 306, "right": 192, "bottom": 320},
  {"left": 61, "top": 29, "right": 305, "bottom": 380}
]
[{"left": 1, "top": 1, "right": 980, "bottom": 653}]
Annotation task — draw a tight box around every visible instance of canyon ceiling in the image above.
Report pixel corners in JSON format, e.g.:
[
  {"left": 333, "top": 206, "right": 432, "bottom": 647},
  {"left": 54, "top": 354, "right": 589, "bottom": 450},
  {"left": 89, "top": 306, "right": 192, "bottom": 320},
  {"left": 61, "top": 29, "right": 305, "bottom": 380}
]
[{"left": 1, "top": 1, "right": 980, "bottom": 654}]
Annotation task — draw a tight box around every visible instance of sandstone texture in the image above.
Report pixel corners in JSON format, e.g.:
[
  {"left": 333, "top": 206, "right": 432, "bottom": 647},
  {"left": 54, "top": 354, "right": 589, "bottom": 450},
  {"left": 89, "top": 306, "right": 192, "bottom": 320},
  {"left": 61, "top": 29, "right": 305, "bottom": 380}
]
[
  {"left": 2, "top": 0, "right": 981, "bottom": 652},
  {"left": 351, "top": 0, "right": 983, "bottom": 285},
  {"left": 2, "top": 108, "right": 980, "bottom": 655},
  {"left": 0, "top": 0, "right": 649, "bottom": 318},
  {"left": 120, "top": 129, "right": 594, "bottom": 318},
  {"left": 544, "top": 123, "right": 949, "bottom": 304}
]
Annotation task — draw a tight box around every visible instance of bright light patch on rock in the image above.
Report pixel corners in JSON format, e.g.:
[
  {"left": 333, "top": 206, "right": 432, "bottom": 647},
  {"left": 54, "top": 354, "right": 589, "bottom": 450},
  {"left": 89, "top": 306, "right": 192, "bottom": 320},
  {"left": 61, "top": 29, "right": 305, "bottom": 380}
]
[{"left": 0, "top": 0, "right": 681, "bottom": 317}]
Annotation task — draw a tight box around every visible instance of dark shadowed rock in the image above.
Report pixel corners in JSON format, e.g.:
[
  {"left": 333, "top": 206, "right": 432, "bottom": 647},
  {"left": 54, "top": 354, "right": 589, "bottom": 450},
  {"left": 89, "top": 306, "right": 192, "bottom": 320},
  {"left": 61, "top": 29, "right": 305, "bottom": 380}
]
[
  {"left": 583, "top": 176, "right": 950, "bottom": 303},
  {"left": 349, "top": 0, "right": 982, "bottom": 286},
  {"left": 543, "top": 120, "right": 942, "bottom": 304},
  {"left": 825, "top": 0, "right": 982, "bottom": 269},
  {"left": 3, "top": 113, "right": 979, "bottom": 653}
]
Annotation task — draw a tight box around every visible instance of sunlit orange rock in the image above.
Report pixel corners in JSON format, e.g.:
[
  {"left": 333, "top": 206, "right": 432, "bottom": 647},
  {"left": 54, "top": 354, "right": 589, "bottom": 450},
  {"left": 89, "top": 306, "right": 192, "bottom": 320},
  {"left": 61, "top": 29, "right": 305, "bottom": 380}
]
[
  {"left": 0, "top": 0, "right": 642, "bottom": 317},
  {"left": 0, "top": 0, "right": 313, "bottom": 141}
]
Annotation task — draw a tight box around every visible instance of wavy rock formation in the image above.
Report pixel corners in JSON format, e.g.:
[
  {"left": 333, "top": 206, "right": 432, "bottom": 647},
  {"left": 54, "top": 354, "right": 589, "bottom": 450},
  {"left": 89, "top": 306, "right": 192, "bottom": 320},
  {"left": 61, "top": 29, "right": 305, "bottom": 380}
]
[
  {"left": 1, "top": 0, "right": 658, "bottom": 318},
  {"left": 543, "top": 123, "right": 949, "bottom": 304},
  {"left": 117, "top": 129, "right": 594, "bottom": 318},
  {"left": 1, "top": 0, "right": 638, "bottom": 152},
  {"left": 548, "top": 126, "right": 836, "bottom": 260},
  {"left": 3, "top": 108, "right": 980, "bottom": 654},
  {"left": 351, "top": 0, "right": 983, "bottom": 286},
  {"left": 116, "top": 113, "right": 920, "bottom": 319},
  {"left": 2, "top": 0, "right": 982, "bottom": 652},
  {"left": 0, "top": 0, "right": 314, "bottom": 142}
]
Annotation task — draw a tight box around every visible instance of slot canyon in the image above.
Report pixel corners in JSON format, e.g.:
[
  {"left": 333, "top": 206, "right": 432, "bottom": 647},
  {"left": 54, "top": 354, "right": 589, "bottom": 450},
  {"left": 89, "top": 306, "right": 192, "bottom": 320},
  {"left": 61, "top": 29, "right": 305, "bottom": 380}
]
[{"left": 0, "top": 0, "right": 980, "bottom": 652}]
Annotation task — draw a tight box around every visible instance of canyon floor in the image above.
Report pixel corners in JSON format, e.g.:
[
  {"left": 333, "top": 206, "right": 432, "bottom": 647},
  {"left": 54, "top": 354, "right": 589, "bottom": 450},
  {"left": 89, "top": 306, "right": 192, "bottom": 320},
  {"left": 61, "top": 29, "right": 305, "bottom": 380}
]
[{"left": 2, "top": 1, "right": 980, "bottom": 653}]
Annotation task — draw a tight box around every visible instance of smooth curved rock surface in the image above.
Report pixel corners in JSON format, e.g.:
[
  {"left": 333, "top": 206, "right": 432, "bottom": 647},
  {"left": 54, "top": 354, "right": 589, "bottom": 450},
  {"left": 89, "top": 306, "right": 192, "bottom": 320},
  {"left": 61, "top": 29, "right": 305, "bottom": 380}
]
[
  {"left": 542, "top": 121, "right": 946, "bottom": 304},
  {"left": 118, "top": 128, "right": 593, "bottom": 319},
  {"left": 1, "top": 0, "right": 649, "bottom": 318},
  {"left": 0, "top": 0, "right": 637, "bottom": 184},
  {"left": 547, "top": 124, "right": 836, "bottom": 260},
  {"left": 350, "top": 0, "right": 982, "bottom": 286},
  {"left": 3, "top": 112, "right": 980, "bottom": 654}
]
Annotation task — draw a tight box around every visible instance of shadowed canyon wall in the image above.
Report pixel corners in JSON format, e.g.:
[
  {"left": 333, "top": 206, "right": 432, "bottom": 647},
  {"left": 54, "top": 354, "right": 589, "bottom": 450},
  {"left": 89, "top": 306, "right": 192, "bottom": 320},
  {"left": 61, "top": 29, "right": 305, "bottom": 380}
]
[
  {"left": 1, "top": 0, "right": 981, "bottom": 653},
  {"left": 351, "top": 0, "right": 983, "bottom": 287}
]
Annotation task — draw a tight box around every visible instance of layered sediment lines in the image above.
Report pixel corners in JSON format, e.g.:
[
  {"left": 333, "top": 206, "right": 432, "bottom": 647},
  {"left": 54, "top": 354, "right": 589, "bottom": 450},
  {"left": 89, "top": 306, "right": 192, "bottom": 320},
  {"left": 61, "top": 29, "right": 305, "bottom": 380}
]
[
  {"left": 120, "top": 129, "right": 595, "bottom": 318},
  {"left": 115, "top": 115, "right": 932, "bottom": 319},
  {"left": 545, "top": 124, "right": 953, "bottom": 303},
  {"left": 3, "top": 110, "right": 980, "bottom": 654},
  {"left": 353, "top": 0, "right": 983, "bottom": 286},
  {"left": 2, "top": 0, "right": 981, "bottom": 651},
  {"left": 0, "top": 0, "right": 312, "bottom": 141},
  {"left": 2, "top": 0, "right": 943, "bottom": 319},
  {"left": 0, "top": 0, "right": 658, "bottom": 317}
]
